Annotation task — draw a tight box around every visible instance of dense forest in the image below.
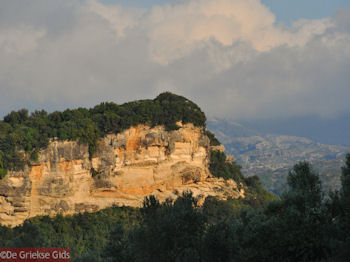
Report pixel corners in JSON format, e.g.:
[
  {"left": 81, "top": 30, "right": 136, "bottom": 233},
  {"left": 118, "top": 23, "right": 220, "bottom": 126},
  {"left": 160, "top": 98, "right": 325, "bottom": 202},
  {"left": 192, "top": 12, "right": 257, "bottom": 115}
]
[
  {"left": 1, "top": 154, "right": 350, "bottom": 261},
  {"left": 0, "top": 92, "right": 206, "bottom": 178}
]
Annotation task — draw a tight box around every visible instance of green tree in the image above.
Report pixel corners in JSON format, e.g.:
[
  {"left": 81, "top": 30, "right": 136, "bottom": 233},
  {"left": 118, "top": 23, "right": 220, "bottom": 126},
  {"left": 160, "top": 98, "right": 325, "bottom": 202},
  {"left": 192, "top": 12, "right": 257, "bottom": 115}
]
[
  {"left": 265, "top": 162, "right": 330, "bottom": 260},
  {"left": 341, "top": 153, "right": 350, "bottom": 200},
  {"left": 205, "top": 130, "right": 220, "bottom": 146},
  {"left": 103, "top": 224, "right": 133, "bottom": 262},
  {"left": 286, "top": 161, "right": 322, "bottom": 207},
  {"left": 209, "top": 150, "right": 244, "bottom": 182},
  {"left": 202, "top": 221, "right": 240, "bottom": 262},
  {"left": 229, "top": 162, "right": 331, "bottom": 261},
  {"left": 4, "top": 109, "right": 29, "bottom": 125},
  {"left": 332, "top": 153, "right": 350, "bottom": 261},
  {"left": 133, "top": 192, "right": 206, "bottom": 262},
  {"left": 0, "top": 151, "right": 7, "bottom": 179}
]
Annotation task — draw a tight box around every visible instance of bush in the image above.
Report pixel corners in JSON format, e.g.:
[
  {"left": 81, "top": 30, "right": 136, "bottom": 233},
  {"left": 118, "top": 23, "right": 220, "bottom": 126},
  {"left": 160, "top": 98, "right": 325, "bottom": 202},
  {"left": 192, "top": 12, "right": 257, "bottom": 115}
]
[
  {"left": 205, "top": 130, "right": 220, "bottom": 146},
  {"left": 0, "top": 168, "right": 7, "bottom": 179},
  {"left": 209, "top": 150, "right": 244, "bottom": 183}
]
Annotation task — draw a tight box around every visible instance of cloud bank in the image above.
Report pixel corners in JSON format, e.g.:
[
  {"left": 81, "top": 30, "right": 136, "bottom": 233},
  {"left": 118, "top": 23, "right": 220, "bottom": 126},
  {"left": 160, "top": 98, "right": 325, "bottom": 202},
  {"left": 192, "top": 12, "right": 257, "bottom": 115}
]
[{"left": 0, "top": 0, "right": 349, "bottom": 120}]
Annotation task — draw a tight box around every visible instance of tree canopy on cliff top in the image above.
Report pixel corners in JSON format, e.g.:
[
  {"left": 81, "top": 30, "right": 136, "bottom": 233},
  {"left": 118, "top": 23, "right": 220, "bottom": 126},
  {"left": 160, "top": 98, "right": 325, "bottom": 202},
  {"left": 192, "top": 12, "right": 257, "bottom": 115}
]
[{"left": 0, "top": 92, "right": 206, "bottom": 176}]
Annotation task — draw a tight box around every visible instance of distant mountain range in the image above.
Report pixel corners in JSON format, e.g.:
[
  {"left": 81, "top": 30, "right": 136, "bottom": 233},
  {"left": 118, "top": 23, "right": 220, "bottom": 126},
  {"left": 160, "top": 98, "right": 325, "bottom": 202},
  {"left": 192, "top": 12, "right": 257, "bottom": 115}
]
[{"left": 207, "top": 118, "right": 350, "bottom": 195}]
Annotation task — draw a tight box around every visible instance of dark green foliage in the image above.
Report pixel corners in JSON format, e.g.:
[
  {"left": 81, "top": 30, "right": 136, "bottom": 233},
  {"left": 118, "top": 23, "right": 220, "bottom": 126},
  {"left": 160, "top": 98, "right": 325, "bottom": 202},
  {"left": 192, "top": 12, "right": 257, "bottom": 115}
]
[
  {"left": 0, "top": 225, "right": 13, "bottom": 247},
  {"left": 103, "top": 225, "right": 133, "bottom": 262},
  {"left": 0, "top": 168, "right": 7, "bottom": 179},
  {"left": 202, "top": 161, "right": 340, "bottom": 261},
  {"left": 287, "top": 161, "right": 321, "bottom": 195},
  {"left": 202, "top": 196, "right": 242, "bottom": 223},
  {"left": 243, "top": 175, "right": 276, "bottom": 209},
  {"left": 205, "top": 130, "right": 220, "bottom": 146},
  {"left": 202, "top": 162, "right": 332, "bottom": 262},
  {"left": 209, "top": 150, "right": 244, "bottom": 183},
  {"left": 0, "top": 150, "right": 7, "bottom": 179},
  {"left": 4, "top": 109, "right": 29, "bottom": 125},
  {"left": 153, "top": 92, "right": 206, "bottom": 130},
  {"left": 202, "top": 222, "right": 239, "bottom": 262},
  {"left": 0, "top": 92, "right": 206, "bottom": 178},
  {"left": 241, "top": 162, "right": 331, "bottom": 261},
  {"left": 131, "top": 191, "right": 206, "bottom": 262},
  {"left": 329, "top": 153, "right": 350, "bottom": 261},
  {"left": 286, "top": 161, "right": 322, "bottom": 207},
  {"left": 341, "top": 153, "right": 350, "bottom": 198},
  {"left": 0, "top": 206, "right": 140, "bottom": 262}
]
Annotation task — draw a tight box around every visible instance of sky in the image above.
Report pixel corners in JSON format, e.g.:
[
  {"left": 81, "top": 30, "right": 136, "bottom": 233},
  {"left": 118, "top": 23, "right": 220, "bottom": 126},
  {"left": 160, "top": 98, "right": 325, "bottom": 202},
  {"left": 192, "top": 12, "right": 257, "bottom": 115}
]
[
  {"left": 1, "top": 0, "right": 350, "bottom": 143},
  {"left": 99, "top": 0, "right": 350, "bottom": 24}
]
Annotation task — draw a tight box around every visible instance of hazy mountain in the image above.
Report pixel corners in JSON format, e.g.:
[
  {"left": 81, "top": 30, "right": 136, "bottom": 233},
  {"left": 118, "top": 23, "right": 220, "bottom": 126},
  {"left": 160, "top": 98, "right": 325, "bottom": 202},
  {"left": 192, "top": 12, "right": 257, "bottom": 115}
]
[
  {"left": 238, "top": 113, "right": 350, "bottom": 146},
  {"left": 207, "top": 118, "right": 350, "bottom": 194},
  {"left": 206, "top": 118, "right": 261, "bottom": 141}
]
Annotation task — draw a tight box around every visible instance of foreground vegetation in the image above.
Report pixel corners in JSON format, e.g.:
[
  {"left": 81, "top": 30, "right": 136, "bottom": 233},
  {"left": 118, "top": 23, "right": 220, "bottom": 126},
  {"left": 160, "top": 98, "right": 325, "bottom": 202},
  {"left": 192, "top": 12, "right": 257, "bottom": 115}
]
[
  {"left": 1, "top": 154, "right": 350, "bottom": 261},
  {"left": 0, "top": 92, "right": 206, "bottom": 178},
  {"left": 1, "top": 94, "right": 349, "bottom": 261}
]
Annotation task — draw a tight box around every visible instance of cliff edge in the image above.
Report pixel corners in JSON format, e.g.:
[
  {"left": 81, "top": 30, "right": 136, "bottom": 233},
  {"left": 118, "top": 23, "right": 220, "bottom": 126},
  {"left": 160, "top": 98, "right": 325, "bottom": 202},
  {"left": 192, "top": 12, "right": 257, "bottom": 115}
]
[{"left": 0, "top": 123, "right": 244, "bottom": 227}]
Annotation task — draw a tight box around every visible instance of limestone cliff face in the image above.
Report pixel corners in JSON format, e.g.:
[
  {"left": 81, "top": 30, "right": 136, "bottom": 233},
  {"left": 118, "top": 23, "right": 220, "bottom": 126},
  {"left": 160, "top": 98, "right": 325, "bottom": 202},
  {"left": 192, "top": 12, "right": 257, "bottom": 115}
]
[{"left": 0, "top": 123, "right": 244, "bottom": 227}]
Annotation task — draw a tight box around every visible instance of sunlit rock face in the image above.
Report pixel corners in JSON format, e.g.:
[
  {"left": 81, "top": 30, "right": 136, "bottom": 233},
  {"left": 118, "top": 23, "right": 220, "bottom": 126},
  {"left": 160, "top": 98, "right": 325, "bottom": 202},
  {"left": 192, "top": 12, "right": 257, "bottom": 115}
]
[{"left": 0, "top": 123, "right": 244, "bottom": 227}]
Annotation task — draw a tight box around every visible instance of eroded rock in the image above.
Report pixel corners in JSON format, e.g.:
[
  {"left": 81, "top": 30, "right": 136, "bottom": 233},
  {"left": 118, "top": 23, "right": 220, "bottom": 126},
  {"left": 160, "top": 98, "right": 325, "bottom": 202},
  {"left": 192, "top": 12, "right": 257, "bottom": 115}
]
[{"left": 0, "top": 124, "right": 244, "bottom": 227}]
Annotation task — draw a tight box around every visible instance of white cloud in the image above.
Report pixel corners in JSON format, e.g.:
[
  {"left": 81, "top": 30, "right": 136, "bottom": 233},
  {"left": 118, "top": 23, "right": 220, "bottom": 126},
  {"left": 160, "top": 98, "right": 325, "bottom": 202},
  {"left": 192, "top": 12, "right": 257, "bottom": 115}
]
[
  {"left": 87, "top": 0, "right": 143, "bottom": 39},
  {"left": 0, "top": 25, "right": 45, "bottom": 54},
  {"left": 0, "top": 0, "right": 349, "bottom": 121},
  {"left": 146, "top": 0, "right": 333, "bottom": 64}
]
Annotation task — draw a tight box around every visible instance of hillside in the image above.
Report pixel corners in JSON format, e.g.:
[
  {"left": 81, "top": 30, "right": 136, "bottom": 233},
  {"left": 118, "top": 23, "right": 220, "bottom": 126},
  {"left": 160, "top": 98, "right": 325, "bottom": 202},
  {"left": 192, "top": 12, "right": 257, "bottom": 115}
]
[
  {"left": 2, "top": 96, "right": 348, "bottom": 262},
  {"left": 0, "top": 93, "right": 271, "bottom": 227},
  {"left": 0, "top": 92, "right": 206, "bottom": 178},
  {"left": 207, "top": 118, "right": 350, "bottom": 194}
]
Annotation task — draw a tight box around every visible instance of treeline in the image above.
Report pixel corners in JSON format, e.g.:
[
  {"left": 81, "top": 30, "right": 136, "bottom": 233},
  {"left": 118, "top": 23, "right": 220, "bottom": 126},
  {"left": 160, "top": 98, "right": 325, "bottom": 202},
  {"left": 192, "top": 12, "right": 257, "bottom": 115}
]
[
  {"left": 0, "top": 92, "right": 206, "bottom": 178},
  {"left": 1, "top": 155, "right": 350, "bottom": 261},
  {"left": 0, "top": 167, "right": 272, "bottom": 262},
  {"left": 127, "top": 155, "right": 350, "bottom": 262},
  {"left": 0, "top": 206, "right": 140, "bottom": 261}
]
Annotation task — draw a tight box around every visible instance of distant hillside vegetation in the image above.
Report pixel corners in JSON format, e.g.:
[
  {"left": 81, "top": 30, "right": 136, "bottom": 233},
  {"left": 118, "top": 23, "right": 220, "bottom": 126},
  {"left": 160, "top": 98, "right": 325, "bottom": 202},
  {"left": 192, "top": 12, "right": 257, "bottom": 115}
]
[
  {"left": 207, "top": 118, "right": 350, "bottom": 194},
  {"left": 0, "top": 92, "right": 206, "bottom": 178}
]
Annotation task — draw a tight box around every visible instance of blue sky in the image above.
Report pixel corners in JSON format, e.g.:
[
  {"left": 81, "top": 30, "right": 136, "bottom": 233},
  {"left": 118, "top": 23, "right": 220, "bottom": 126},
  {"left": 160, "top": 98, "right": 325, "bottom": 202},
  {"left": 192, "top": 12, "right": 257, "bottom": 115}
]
[
  {"left": 262, "top": 0, "right": 350, "bottom": 23},
  {"left": 99, "top": 0, "right": 350, "bottom": 23}
]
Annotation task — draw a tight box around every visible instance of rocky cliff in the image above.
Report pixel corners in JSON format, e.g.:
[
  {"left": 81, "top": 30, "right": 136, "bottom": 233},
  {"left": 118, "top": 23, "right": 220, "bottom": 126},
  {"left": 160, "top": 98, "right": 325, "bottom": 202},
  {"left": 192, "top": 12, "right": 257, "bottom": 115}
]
[{"left": 0, "top": 123, "right": 244, "bottom": 227}]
